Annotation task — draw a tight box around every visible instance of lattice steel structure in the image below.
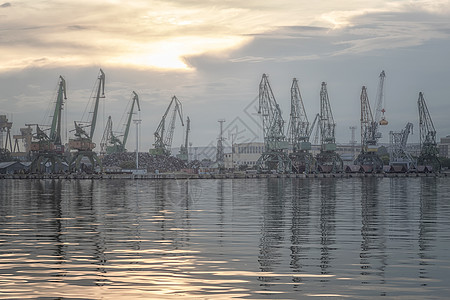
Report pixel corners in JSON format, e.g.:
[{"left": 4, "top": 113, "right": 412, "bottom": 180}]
[
  {"left": 287, "top": 78, "right": 316, "bottom": 173},
  {"left": 417, "top": 92, "right": 440, "bottom": 171},
  {"left": 389, "top": 122, "right": 415, "bottom": 170},
  {"left": 315, "top": 82, "right": 343, "bottom": 173},
  {"left": 150, "top": 95, "right": 184, "bottom": 156},
  {"left": 354, "top": 86, "right": 383, "bottom": 172},
  {"left": 256, "top": 74, "right": 291, "bottom": 173}
]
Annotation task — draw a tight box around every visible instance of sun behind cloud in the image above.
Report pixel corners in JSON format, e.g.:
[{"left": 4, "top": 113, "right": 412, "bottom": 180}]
[{"left": 105, "top": 36, "right": 249, "bottom": 71}]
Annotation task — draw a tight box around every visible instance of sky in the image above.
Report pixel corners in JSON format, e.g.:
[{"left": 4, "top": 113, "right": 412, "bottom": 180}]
[{"left": 1, "top": 0, "right": 450, "bottom": 156}]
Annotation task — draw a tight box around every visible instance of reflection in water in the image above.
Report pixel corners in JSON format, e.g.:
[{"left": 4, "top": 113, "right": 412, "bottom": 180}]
[
  {"left": 418, "top": 178, "right": 437, "bottom": 285},
  {"left": 1, "top": 178, "right": 450, "bottom": 299},
  {"left": 359, "top": 177, "right": 387, "bottom": 291},
  {"left": 319, "top": 179, "right": 336, "bottom": 280},
  {"left": 258, "top": 178, "right": 286, "bottom": 286},
  {"left": 290, "top": 178, "right": 312, "bottom": 287}
]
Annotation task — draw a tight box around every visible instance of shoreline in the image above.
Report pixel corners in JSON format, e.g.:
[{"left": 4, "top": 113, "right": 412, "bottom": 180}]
[{"left": 1, "top": 172, "right": 448, "bottom": 180}]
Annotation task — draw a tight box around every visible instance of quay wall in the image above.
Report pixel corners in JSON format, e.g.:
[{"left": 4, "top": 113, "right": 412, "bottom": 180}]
[{"left": 1, "top": 172, "right": 448, "bottom": 180}]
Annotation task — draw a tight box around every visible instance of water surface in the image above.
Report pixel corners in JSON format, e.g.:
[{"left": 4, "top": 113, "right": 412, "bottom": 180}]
[{"left": 1, "top": 177, "right": 450, "bottom": 299}]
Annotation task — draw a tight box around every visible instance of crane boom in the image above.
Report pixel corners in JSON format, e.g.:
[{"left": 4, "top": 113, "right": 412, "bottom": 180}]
[
  {"left": 418, "top": 92, "right": 437, "bottom": 147},
  {"left": 151, "top": 95, "right": 184, "bottom": 156},
  {"left": 164, "top": 96, "right": 184, "bottom": 149},
  {"left": 319, "top": 82, "right": 336, "bottom": 148},
  {"left": 417, "top": 92, "right": 440, "bottom": 171},
  {"left": 389, "top": 122, "right": 415, "bottom": 170},
  {"left": 49, "top": 76, "right": 67, "bottom": 145},
  {"left": 374, "top": 70, "right": 388, "bottom": 126},
  {"left": 400, "top": 122, "right": 413, "bottom": 148},
  {"left": 89, "top": 69, "right": 105, "bottom": 139},
  {"left": 287, "top": 78, "right": 309, "bottom": 150},
  {"left": 258, "top": 74, "right": 286, "bottom": 151},
  {"left": 122, "top": 91, "right": 141, "bottom": 148}
]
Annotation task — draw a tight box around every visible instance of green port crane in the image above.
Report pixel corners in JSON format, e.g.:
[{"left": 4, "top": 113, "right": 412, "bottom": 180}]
[
  {"left": 417, "top": 92, "right": 440, "bottom": 171},
  {"left": 68, "top": 69, "right": 105, "bottom": 172},
  {"left": 315, "top": 81, "right": 343, "bottom": 173},
  {"left": 101, "top": 91, "right": 141, "bottom": 154},
  {"left": 354, "top": 86, "right": 383, "bottom": 172},
  {"left": 150, "top": 95, "right": 184, "bottom": 156},
  {"left": 256, "top": 73, "right": 291, "bottom": 173},
  {"left": 28, "top": 76, "right": 68, "bottom": 173},
  {"left": 287, "top": 78, "right": 316, "bottom": 173},
  {"left": 389, "top": 122, "right": 415, "bottom": 170}
]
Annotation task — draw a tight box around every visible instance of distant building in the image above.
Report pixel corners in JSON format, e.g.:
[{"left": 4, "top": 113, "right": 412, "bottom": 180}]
[
  {"left": 223, "top": 142, "right": 361, "bottom": 169},
  {"left": 224, "top": 142, "right": 264, "bottom": 169},
  {"left": 439, "top": 135, "right": 450, "bottom": 158}
]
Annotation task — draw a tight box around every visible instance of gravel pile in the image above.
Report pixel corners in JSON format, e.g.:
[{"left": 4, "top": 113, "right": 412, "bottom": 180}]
[{"left": 102, "top": 152, "right": 188, "bottom": 173}]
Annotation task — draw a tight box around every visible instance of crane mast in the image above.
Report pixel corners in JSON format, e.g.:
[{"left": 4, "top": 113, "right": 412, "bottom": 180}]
[
  {"left": 287, "top": 78, "right": 315, "bottom": 173},
  {"left": 256, "top": 74, "right": 291, "bottom": 173},
  {"left": 315, "top": 82, "right": 343, "bottom": 173},
  {"left": 150, "top": 95, "right": 184, "bottom": 156},
  {"left": 177, "top": 116, "right": 190, "bottom": 161},
  {"left": 417, "top": 92, "right": 440, "bottom": 171}
]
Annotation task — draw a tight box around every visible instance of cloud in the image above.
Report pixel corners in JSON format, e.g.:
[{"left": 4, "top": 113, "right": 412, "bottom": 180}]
[
  {"left": 1, "top": 2, "right": 11, "bottom": 8},
  {"left": 0, "top": 1, "right": 402, "bottom": 72},
  {"left": 2, "top": 1, "right": 450, "bottom": 148}
]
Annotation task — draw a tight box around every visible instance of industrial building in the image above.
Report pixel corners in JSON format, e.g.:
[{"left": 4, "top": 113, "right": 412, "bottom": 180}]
[{"left": 439, "top": 136, "right": 450, "bottom": 158}]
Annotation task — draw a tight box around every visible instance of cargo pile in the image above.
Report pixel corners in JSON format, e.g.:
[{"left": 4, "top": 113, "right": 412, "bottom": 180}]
[{"left": 102, "top": 152, "right": 191, "bottom": 173}]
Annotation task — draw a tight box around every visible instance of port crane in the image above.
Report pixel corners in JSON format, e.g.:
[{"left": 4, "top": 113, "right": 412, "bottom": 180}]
[
  {"left": 150, "top": 95, "right": 184, "bottom": 156},
  {"left": 417, "top": 92, "right": 440, "bottom": 171},
  {"left": 389, "top": 122, "right": 415, "bottom": 170},
  {"left": 287, "top": 78, "right": 317, "bottom": 173},
  {"left": 256, "top": 74, "right": 291, "bottom": 173},
  {"left": 68, "top": 69, "right": 105, "bottom": 172},
  {"left": 100, "top": 91, "right": 141, "bottom": 155},
  {"left": 0, "top": 115, "right": 13, "bottom": 153},
  {"left": 177, "top": 116, "right": 190, "bottom": 161},
  {"left": 28, "top": 76, "right": 67, "bottom": 173},
  {"left": 216, "top": 119, "right": 225, "bottom": 168},
  {"left": 315, "top": 82, "right": 343, "bottom": 173},
  {"left": 354, "top": 86, "right": 383, "bottom": 172}
]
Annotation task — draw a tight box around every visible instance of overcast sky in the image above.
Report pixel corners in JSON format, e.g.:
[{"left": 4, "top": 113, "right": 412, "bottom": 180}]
[{"left": 1, "top": 0, "right": 449, "bottom": 153}]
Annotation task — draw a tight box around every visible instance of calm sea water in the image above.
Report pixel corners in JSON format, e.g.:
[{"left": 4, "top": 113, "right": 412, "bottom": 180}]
[{"left": 1, "top": 177, "right": 450, "bottom": 299}]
